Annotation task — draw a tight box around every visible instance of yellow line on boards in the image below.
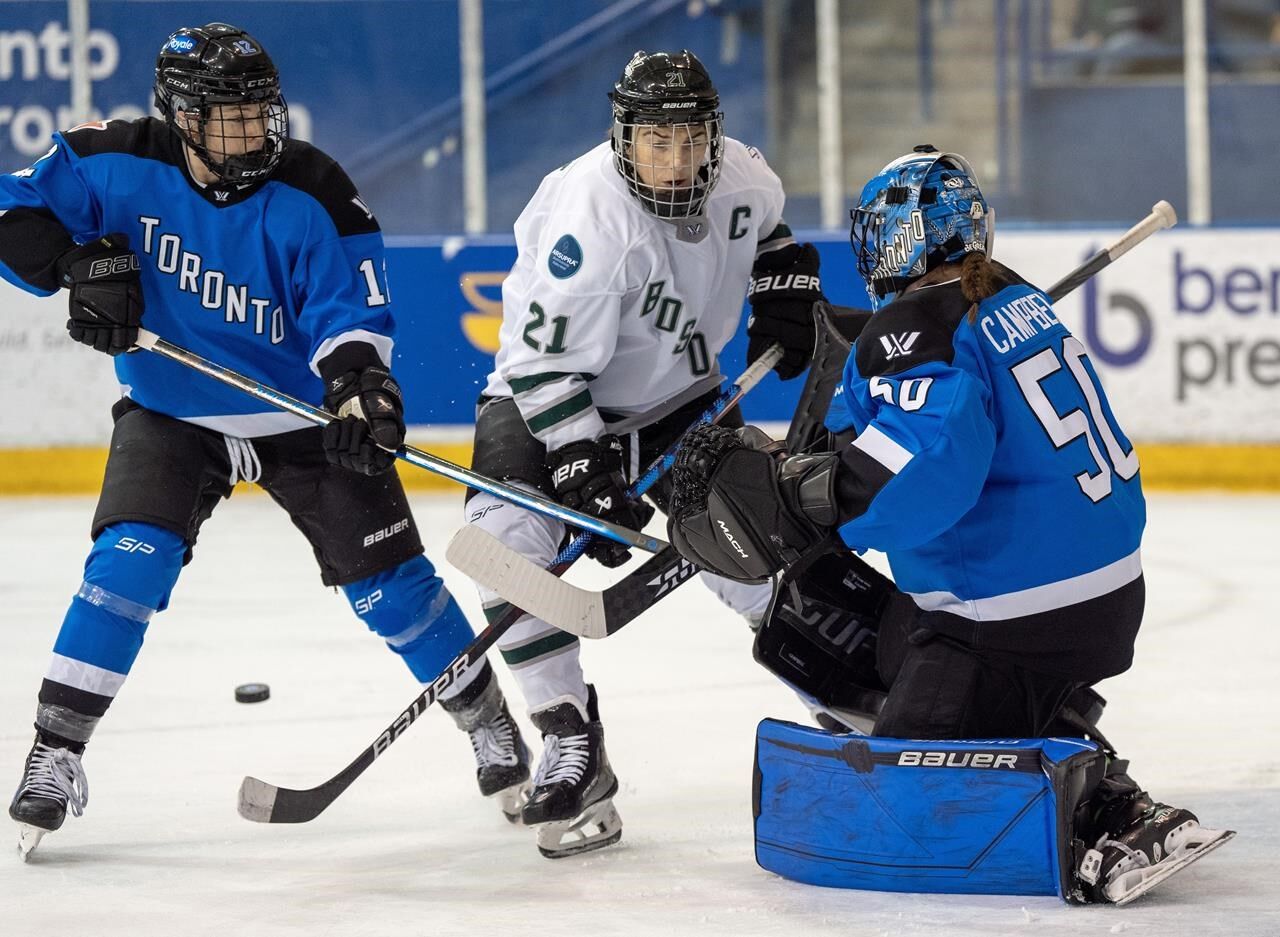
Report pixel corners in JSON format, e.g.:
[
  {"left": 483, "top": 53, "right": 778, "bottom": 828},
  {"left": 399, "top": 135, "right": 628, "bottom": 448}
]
[{"left": 1, "top": 442, "right": 1278, "bottom": 496}]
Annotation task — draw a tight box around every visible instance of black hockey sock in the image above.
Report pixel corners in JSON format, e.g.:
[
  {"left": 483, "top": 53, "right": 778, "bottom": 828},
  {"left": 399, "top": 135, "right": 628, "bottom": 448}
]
[{"left": 438, "top": 659, "right": 494, "bottom": 714}]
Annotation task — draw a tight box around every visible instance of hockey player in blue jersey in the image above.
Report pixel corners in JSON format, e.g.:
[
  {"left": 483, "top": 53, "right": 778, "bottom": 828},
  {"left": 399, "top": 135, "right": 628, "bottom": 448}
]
[
  {"left": 667, "top": 146, "right": 1232, "bottom": 903},
  {"left": 0, "top": 23, "right": 530, "bottom": 858}
]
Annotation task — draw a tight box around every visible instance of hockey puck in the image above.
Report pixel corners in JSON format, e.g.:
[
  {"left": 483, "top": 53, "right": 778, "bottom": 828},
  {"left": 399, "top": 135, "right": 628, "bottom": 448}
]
[{"left": 235, "top": 683, "right": 270, "bottom": 704}]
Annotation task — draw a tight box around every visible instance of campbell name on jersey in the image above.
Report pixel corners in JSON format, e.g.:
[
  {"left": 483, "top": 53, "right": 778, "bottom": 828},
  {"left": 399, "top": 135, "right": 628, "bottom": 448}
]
[
  {"left": 0, "top": 118, "right": 393, "bottom": 438},
  {"left": 486, "top": 138, "right": 786, "bottom": 448},
  {"left": 824, "top": 273, "right": 1145, "bottom": 671}
]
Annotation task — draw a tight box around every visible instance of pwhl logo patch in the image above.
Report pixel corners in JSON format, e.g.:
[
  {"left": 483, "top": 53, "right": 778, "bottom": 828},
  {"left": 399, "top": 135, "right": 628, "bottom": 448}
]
[{"left": 880, "top": 332, "right": 920, "bottom": 359}]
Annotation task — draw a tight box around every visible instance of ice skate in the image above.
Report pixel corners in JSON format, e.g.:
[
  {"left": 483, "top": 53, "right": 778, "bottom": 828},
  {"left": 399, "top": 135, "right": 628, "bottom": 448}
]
[
  {"left": 1078, "top": 794, "right": 1235, "bottom": 905},
  {"left": 9, "top": 732, "right": 88, "bottom": 860},
  {"left": 523, "top": 685, "right": 622, "bottom": 859},
  {"left": 440, "top": 671, "right": 531, "bottom": 823}
]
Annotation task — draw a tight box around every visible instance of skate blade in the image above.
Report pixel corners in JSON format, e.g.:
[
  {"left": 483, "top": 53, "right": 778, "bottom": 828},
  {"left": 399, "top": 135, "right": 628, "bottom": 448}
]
[
  {"left": 493, "top": 780, "right": 532, "bottom": 825},
  {"left": 535, "top": 799, "right": 622, "bottom": 859},
  {"left": 16, "top": 824, "right": 48, "bottom": 861},
  {"left": 1110, "top": 826, "right": 1236, "bottom": 906}
]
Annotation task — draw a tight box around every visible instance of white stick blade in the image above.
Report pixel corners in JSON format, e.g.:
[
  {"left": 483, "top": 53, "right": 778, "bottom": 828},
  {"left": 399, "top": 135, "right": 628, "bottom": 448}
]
[
  {"left": 238, "top": 776, "right": 279, "bottom": 822},
  {"left": 446, "top": 526, "right": 608, "bottom": 639}
]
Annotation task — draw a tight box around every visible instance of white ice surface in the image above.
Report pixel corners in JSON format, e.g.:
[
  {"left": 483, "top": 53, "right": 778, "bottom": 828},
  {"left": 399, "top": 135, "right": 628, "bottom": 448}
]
[{"left": 1, "top": 492, "right": 1276, "bottom": 936}]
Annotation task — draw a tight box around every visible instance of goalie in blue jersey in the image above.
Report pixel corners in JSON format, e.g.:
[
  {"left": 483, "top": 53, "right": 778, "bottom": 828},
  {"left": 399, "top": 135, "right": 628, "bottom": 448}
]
[
  {"left": 0, "top": 23, "right": 530, "bottom": 858},
  {"left": 667, "top": 146, "right": 1232, "bottom": 903}
]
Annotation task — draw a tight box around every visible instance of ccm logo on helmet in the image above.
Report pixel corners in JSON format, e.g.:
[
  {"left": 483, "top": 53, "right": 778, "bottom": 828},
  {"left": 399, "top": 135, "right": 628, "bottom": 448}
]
[
  {"left": 716, "top": 519, "right": 750, "bottom": 559},
  {"left": 898, "top": 751, "right": 1019, "bottom": 769}
]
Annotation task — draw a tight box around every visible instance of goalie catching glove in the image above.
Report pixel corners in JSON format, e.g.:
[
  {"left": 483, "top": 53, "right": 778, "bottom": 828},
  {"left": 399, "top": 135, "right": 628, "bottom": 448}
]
[
  {"left": 319, "top": 343, "right": 406, "bottom": 476},
  {"left": 57, "top": 234, "right": 145, "bottom": 356},
  {"left": 547, "top": 435, "right": 655, "bottom": 568},
  {"left": 667, "top": 424, "right": 840, "bottom": 582}
]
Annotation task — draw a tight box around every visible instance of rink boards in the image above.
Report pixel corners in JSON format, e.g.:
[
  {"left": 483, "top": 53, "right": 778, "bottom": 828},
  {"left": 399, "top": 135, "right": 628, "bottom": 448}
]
[{"left": 1, "top": 227, "right": 1277, "bottom": 493}]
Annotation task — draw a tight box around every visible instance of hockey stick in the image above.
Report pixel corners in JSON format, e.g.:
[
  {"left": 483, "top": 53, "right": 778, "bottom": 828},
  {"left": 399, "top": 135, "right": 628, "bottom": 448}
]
[
  {"left": 235, "top": 345, "right": 781, "bottom": 823},
  {"left": 447, "top": 201, "right": 1180, "bottom": 639},
  {"left": 131, "top": 329, "right": 664, "bottom": 554},
  {"left": 1044, "top": 200, "right": 1177, "bottom": 301}
]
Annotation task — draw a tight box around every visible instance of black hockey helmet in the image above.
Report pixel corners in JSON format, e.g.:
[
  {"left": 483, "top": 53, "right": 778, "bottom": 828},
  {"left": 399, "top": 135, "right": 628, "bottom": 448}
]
[
  {"left": 154, "top": 23, "right": 288, "bottom": 183},
  {"left": 609, "top": 50, "right": 724, "bottom": 220}
]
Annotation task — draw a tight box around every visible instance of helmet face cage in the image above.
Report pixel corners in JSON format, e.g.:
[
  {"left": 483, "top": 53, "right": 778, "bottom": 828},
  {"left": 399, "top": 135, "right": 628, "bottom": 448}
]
[
  {"left": 611, "top": 113, "right": 724, "bottom": 219},
  {"left": 849, "top": 149, "right": 991, "bottom": 311},
  {"left": 608, "top": 50, "right": 724, "bottom": 220},
  {"left": 154, "top": 25, "right": 289, "bottom": 184}
]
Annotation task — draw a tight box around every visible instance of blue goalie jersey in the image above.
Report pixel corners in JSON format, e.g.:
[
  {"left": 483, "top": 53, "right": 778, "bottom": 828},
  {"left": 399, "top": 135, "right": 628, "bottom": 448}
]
[
  {"left": 0, "top": 118, "right": 394, "bottom": 438},
  {"left": 825, "top": 272, "right": 1145, "bottom": 677}
]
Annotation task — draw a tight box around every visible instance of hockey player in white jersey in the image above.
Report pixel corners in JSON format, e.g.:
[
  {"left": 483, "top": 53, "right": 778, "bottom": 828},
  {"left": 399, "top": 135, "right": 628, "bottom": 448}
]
[{"left": 463, "top": 50, "right": 824, "bottom": 858}]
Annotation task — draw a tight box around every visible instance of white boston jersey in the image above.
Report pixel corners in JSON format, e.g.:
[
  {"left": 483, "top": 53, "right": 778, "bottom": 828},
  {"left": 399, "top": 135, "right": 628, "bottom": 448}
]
[{"left": 486, "top": 138, "right": 788, "bottom": 449}]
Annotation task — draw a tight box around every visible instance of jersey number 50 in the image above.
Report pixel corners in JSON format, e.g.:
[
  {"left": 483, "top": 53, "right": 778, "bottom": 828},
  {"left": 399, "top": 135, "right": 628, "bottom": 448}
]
[{"left": 1012, "top": 337, "right": 1139, "bottom": 503}]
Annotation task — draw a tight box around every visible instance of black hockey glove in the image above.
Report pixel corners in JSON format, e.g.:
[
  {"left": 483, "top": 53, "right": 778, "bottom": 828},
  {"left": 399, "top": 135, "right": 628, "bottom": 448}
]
[
  {"left": 547, "top": 435, "right": 656, "bottom": 569},
  {"left": 320, "top": 351, "right": 406, "bottom": 476},
  {"left": 668, "top": 423, "right": 838, "bottom": 582},
  {"left": 56, "top": 234, "right": 145, "bottom": 356},
  {"left": 746, "top": 241, "right": 824, "bottom": 380}
]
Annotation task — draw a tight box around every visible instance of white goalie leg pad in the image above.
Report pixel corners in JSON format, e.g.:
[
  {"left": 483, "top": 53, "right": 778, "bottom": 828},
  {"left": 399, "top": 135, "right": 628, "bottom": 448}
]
[
  {"left": 1084, "top": 822, "right": 1236, "bottom": 906},
  {"left": 535, "top": 796, "right": 623, "bottom": 859}
]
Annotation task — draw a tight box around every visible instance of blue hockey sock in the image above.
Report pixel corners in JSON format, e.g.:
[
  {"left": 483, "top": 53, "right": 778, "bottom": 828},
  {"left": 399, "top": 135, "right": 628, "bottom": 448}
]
[
  {"left": 37, "top": 523, "right": 186, "bottom": 743},
  {"left": 344, "top": 555, "right": 482, "bottom": 692}
]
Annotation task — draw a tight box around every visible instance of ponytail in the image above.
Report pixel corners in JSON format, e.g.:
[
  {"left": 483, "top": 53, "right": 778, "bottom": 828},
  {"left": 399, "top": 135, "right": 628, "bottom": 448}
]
[{"left": 961, "top": 252, "right": 1005, "bottom": 322}]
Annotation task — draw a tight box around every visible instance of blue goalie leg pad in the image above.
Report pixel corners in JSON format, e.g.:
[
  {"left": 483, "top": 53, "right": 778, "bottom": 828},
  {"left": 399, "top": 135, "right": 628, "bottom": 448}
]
[
  {"left": 54, "top": 522, "right": 186, "bottom": 677},
  {"left": 753, "top": 719, "right": 1105, "bottom": 899},
  {"left": 344, "top": 555, "right": 478, "bottom": 685}
]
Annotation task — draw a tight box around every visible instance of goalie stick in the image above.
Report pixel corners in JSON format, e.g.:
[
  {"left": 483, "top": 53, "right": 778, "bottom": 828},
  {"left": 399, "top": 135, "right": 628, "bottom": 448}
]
[
  {"left": 235, "top": 344, "right": 781, "bottom": 823},
  {"left": 131, "top": 329, "right": 664, "bottom": 554},
  {"left": 447, "top": 201, "right": 1181, "bottom": 639}
]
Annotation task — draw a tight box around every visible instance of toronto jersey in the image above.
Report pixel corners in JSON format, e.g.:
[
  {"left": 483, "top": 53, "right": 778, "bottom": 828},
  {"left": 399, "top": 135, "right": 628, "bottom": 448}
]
[
  {"left": 825, "top": 274, "right": 1145, "bottom": 624},
  {"left": 0, "top": 118, "right": 394, "bottom": 438},
  {"left": 486, "top": 138, "right": 788, "bottom": 449}
]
